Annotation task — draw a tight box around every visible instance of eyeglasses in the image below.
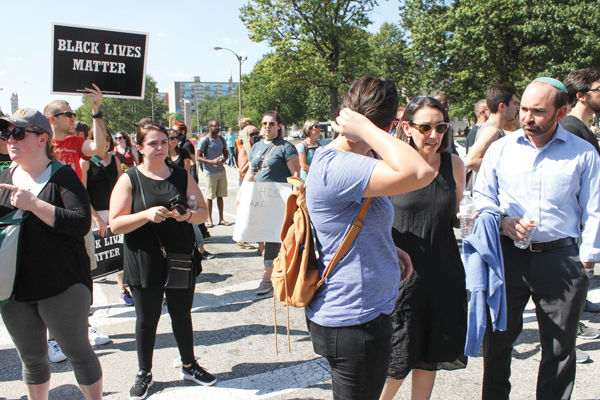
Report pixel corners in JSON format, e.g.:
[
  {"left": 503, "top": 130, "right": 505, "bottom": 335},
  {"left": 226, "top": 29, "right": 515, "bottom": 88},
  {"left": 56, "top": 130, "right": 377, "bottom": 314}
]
[
  {"left": 169, "top": 136, "right": 178, "bottom": 140},
  {"left": 311, "top": 125, "right": 320, "bottom": 129},
  {"left": 1, "top": 127, "right": 41, "bottom": 141},
  {"left": 209, "top": 124, "right": 219, "bottom": 128},
  {"left": 408, "top": 122, "right": 450, "bottom": 135},
  {"left": 115, "top": 136, "right": 124, "bottom": 140},
  {"left": 588, "top": 88, "right": 600, "bottom": 93},
  {"left": 53, "top": 111, "right": 76, "bottom": 118},
  {"left": 262, "top": 121, "right": 276, "bottom": 127}
]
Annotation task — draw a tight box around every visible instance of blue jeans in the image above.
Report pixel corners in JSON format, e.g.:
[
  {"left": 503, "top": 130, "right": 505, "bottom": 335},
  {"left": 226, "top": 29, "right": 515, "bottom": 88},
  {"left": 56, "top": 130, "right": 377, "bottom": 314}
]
[
  {"left": 307, "top": 313, "right": 392, "bottom": 400},
  {"left": 227, "top": 146, "right": 237, "bottom": 167}
]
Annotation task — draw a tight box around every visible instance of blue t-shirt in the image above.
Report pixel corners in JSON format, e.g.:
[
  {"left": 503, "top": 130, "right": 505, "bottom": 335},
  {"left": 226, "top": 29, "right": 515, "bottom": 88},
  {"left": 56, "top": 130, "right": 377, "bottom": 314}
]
[
  {"left": 225, "top": 132, "right": 236, "bottom": 148},
  {"left": 249, "top": 137, "right": 298, "bottom": 183},
  {"left": 305, "top": 147, "right": 401, "bottom": 327},
  {"left": 297, "top": 140, "right": 320, "bottom": 182},
  {"left": 197, "top": 135, "right": 226, "bottom": 175}
]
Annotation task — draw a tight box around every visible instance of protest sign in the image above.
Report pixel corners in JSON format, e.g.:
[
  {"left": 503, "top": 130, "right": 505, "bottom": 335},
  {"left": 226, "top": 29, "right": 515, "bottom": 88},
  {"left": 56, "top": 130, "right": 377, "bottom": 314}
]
[
  {"left": 233, "top": 181, "right": 292, "bottom": 243},
  {"left": 52, "top": 23, "right": 148, "bottom": 99},
  {"left": 91, "top": 227, "right": 124, "bottom": 279}
]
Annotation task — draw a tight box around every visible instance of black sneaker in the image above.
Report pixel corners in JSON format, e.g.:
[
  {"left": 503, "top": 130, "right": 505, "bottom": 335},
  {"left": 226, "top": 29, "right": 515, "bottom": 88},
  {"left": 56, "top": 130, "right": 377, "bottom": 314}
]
[
  {"left": 129, "top": 370, "right": 153, "bottom": 400},
  {"left": 181, "top": 361, "right": 217, "bottom": 386},
  {"left": 202, "top": 251, "right": 215, "bottom": 260}
]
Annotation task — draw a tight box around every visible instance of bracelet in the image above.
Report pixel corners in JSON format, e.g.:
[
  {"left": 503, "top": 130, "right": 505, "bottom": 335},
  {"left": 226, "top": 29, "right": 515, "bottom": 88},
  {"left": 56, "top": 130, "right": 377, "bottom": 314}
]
[{"left": 184, "top": 211, "right": 193, "bottom": 223}]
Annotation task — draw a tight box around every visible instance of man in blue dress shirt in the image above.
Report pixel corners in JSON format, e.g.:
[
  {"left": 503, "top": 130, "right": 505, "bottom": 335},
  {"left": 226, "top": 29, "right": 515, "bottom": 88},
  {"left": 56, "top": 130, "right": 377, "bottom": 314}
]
[{"left": 474, "top": 77, "right": 600, "bottom": 400}]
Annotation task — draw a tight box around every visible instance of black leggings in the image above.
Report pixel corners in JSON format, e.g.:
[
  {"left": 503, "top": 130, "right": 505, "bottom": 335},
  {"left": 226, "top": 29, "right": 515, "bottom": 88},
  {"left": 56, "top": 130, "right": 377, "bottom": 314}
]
[{"left": 130, "top": 285, "right": 196, "bottom": 372}]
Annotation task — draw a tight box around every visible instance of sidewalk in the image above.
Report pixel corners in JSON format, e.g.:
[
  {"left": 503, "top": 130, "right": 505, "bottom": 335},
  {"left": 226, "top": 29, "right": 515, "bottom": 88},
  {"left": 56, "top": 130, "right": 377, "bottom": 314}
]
[{"left": 0, "top": 166, "right": 599, "bottom": 399}]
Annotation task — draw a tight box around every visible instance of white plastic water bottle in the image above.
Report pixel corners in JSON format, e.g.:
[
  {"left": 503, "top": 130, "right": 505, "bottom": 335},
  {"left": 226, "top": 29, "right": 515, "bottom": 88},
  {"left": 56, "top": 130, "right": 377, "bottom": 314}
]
[
  {"left": 188, "top": 195, "right": 197, "bottom": 210},
  {"left": 514, "top": 211, "right": 538, "bottom": 249},
  {"left": 459, "top": 191, "right": 476, "bottom": 237}
]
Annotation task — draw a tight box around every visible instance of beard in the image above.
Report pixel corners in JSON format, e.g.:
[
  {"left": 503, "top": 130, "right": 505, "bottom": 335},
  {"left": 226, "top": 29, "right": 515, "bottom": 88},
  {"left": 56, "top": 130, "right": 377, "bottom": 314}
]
[
  {"left": 522, "top": 112, "right": 558, "bottom": 137},
  {"left": 585, "top": 96, "right": 600, "bottom": 114}
]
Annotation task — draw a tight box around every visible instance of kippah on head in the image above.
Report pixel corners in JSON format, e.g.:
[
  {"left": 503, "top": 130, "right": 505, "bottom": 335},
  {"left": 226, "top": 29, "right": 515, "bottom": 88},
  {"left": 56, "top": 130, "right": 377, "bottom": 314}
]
[{"left": 533, "top": 77, "right": 568, "bottom": 93}]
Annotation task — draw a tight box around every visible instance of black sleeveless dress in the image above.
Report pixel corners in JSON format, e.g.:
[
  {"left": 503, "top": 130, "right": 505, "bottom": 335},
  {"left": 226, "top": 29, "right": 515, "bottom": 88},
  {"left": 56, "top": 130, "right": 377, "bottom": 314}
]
[
  {"left": 87, "top": 155, "right": 118, "bottom": 211},
  {"left": 387, "top": 152, "right": 467, "bottom": 379},
  {"left": 123, "top": 166, "right": 199, "bottom": 288}
]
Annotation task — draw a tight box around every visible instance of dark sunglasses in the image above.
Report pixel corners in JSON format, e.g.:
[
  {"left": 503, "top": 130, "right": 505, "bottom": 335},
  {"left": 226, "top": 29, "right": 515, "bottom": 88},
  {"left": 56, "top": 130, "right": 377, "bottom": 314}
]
[
  {"left": 262, "top": 121, "right": 276, "bottom": 127},
  {"left": 587, "top": 88, "right": 600, "bottom": 93},
  {"left": 53, "top": 111, "right": 76, "bottom": 118},
  {"left": 408, "top": 122, "right": 450, "bottom": 135},
  {"left": 1, "top": 127, "right": 41, "bottom": 141},
  {"left": 169, "top": 136, "right": 178, "bottom": 140},
  {"left": 209, "top": 124, "right": 219, "bottom": 128},
  {"left": 115, "top": 136, "right": 124, "bottom": 140},
  {"left": 311, "top": 125, "right": 320, "bottom": 129}
]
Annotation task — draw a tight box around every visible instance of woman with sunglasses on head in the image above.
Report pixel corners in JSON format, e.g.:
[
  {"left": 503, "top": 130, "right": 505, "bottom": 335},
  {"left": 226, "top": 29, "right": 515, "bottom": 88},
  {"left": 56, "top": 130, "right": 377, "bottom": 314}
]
[
  {"left": 0, "top": 109, "right": 103, "bottom": 400},
  {"left": 305, "top": 77, "right": 436, "bottom": 400},
  {"left": 379, "top": 96, "right": 467, "bottom": 400},
  {"left": 297, "top": 119, "right": 321, "bottom": 182},
  {"left": 241, "top": 111, "right": 300, "bottom": 295},
  {"left": 114, "top": 130, "right": 139, "bottom": 169},
  {"left": 166, "top": 128, "right": 191, "bottom": 174},
  {"left": 109, "top": 123, "right": 215, "bottom": 399}
]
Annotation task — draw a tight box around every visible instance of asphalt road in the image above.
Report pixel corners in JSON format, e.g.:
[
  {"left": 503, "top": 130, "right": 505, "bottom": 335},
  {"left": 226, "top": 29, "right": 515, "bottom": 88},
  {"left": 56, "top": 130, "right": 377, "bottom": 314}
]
[{"left": 1, "top": 165, "right": 600, "bottom": 400}]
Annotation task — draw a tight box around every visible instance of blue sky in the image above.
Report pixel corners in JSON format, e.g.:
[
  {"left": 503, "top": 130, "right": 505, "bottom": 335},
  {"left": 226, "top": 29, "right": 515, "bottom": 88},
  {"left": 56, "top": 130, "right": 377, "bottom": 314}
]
[{"left": 0, "top": 0, "right": 400, "bottom": 113}]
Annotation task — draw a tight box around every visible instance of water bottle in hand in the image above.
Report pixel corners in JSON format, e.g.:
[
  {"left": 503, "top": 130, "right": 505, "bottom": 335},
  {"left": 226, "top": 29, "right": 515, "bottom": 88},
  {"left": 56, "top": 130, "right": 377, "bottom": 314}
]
[
  {"left": 514, "top": 212, "right": 538, "bottom": 249},
  {"left": 187, "top": 195, "right": 197, "bottom": 211},
  {"left": 459, "top": 191, "right": 476, "bottom": 237}
]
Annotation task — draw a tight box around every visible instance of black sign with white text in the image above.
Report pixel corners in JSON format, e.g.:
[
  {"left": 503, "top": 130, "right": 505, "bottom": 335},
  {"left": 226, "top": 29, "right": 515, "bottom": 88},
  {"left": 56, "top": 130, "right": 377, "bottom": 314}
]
[
  {"left": 52, "top": 23, "right": 148, "bottom": 99},
  {"left": 92, "top": 227, "right": 124, "bottom": 279}
]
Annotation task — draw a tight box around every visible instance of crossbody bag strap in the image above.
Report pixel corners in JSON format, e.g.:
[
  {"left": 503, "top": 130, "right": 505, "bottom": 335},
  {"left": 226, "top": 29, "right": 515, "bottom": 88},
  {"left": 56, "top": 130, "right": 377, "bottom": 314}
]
[
  {"left": 316, "top": 197, "right": 372, "bottom": 289},
  {"left": 133, "top": 168, "right": 167, "bottom": 258},
  {"left": 255, "top": 142, "right": 279, "bottom": 179}
]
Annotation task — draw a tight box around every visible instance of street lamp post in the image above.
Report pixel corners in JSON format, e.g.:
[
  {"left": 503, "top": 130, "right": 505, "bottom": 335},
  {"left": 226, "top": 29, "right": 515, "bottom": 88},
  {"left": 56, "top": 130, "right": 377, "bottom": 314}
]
[{"left": 214, "top": 46, "right": 246, "bottom": 120}]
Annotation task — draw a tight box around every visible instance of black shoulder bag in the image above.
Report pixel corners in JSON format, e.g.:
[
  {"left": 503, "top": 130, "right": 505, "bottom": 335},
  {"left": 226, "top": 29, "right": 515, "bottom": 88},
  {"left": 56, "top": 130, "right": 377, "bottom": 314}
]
[{"left": 134, "top": 168, "right": 196, "bottom": 289}]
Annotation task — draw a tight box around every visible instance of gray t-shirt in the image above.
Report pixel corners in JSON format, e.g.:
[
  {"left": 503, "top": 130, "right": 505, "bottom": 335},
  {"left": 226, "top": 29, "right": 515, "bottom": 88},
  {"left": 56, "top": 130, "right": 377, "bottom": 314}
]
[
  {"left": 197, "top": 135, "right": 226, "bottom": 174},
  {"left": 248, "top": 136, "right": 298, "bottom": 182}
]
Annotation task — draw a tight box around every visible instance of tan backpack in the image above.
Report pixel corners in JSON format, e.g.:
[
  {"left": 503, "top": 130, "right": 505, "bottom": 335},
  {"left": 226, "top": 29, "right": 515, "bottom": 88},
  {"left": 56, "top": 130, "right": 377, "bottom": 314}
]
[{"left": 272, "top": 176, "right": 371, "bottom": 352}]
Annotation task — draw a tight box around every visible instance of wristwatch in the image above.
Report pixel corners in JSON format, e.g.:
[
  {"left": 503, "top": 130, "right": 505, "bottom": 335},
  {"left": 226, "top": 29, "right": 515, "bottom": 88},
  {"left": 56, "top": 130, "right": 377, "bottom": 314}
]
[{"left": 92, "top": 110, "right": 103, "bottom": 119}]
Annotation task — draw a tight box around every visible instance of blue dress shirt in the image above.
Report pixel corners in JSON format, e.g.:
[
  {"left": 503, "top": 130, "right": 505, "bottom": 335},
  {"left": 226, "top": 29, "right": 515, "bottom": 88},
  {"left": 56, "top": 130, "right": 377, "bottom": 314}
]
[{"left": 473, "top": 123, "right": 600, "bottom": 262}]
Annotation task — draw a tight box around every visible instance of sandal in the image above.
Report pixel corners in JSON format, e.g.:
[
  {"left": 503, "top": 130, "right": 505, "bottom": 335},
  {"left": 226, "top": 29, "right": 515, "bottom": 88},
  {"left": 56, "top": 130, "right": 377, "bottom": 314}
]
[{"left": 237, "top": 242, "right": 257, "bottom": 250}]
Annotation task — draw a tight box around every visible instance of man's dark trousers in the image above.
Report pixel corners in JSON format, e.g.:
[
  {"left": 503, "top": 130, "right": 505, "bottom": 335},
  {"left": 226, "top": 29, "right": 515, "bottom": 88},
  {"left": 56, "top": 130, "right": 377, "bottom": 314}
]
[{"left": 482, "top": 237, "right": 588, "bottom": 400}]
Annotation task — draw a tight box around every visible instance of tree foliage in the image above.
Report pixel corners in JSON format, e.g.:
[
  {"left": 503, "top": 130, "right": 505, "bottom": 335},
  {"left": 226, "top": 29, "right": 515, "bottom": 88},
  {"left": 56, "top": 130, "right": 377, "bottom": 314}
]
[
  {"left": 76, "top": 76, "right": 168, "bottom": 134},
  {"left": 240, "top": 0, "right": 377, "bottom": 119},
  {"left": 401, "top": 0, "right": 600, "bottom": 117}
]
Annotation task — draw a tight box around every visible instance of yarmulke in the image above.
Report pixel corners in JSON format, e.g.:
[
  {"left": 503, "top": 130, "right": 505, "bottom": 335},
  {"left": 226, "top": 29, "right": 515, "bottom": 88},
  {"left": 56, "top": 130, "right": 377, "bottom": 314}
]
[{"left": 533, "top": 77, "right": 567, "bottom": 93}]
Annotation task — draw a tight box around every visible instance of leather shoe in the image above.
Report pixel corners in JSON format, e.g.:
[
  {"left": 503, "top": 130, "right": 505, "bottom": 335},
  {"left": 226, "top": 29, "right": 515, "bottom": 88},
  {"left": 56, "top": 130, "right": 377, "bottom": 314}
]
[{"left": 584, "top": 299, "right": 600, "bottom": 313}]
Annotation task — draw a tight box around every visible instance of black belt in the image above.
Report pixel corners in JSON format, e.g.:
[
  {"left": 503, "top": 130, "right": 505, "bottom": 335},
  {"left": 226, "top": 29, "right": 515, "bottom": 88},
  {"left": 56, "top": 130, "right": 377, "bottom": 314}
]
[{"left": 527, "top": 237, "right": 577, "bottom": 253}]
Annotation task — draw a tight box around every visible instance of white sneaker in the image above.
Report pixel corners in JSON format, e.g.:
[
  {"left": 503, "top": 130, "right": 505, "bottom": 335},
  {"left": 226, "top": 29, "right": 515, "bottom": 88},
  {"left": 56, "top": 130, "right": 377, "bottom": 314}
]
[
  {"left": 48, "top": 339, "right": 67, "bottom": 363},
  {"left": 88, "top": 326, "right": 110, "bottom": 346}
]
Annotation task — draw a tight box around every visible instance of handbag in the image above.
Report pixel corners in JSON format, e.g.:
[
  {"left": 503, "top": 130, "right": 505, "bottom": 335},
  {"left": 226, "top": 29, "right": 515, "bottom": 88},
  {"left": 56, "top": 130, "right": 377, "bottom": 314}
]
[{"left": 134, "top": 168, "right": 197, "bottom": 289}]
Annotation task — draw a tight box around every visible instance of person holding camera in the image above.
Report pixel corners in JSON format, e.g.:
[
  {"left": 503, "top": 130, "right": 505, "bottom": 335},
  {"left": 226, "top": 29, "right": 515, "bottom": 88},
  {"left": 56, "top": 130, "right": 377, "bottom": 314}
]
[{"left": 109, "top": 122, "right": 216, "bottom": 400}]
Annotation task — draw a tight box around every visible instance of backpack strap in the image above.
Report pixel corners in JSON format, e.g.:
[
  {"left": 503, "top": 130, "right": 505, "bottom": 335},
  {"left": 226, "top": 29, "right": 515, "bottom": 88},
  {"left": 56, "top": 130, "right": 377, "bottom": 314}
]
[{"left": 316, "top": 197, "right": 372, "bottom": 288}]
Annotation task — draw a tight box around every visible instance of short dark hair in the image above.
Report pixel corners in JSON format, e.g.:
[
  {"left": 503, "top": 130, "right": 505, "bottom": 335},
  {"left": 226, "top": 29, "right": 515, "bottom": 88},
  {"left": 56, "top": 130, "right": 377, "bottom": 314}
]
[
  {"left": 397, "top": 96, "right": 450, "bottom": 153},
  {"left": 486, "top": 85, "right": 516, "bottom": 113},
  {"left": 564, "top": 68, "right": 600, "bottom": 107},
  {"left": 340, "top": 76, "right": 398, "bottom": 130}
]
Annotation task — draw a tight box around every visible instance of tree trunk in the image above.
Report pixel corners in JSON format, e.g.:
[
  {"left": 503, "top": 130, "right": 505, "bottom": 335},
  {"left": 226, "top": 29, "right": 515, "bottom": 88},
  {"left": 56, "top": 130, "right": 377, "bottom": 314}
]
[{"left": 329, "top": 85, "right": 339, "bottom": 121}]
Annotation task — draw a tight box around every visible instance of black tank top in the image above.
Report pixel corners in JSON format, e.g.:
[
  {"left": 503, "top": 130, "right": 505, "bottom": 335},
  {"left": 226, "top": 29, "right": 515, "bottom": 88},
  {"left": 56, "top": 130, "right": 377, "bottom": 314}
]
[
  {"left": 87, "top": 155, "right": 118, "bottom": 211},
  {"left": 123, "top": 166, "right": 197, "bottom": 287}
]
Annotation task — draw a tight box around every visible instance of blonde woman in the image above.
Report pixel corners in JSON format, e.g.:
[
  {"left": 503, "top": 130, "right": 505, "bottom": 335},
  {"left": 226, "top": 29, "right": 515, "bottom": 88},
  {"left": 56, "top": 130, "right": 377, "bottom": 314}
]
[{"left": 297, "top": 119, "right": 321, "bottom": 182}]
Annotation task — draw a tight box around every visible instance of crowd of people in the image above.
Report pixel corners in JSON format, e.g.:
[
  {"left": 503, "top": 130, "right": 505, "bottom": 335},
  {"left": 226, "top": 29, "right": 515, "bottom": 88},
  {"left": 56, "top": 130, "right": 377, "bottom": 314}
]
[{"left": 0, "top": 67, "right": 599, "bottom": 400}]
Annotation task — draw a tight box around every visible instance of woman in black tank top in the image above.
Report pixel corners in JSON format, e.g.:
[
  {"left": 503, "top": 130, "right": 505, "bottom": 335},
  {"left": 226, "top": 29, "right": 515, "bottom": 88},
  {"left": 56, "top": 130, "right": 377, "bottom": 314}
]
[
  {"left": 380, "top": 97, "right": 468, "bottom": 400},
  {"left": 108, "top": 123, "right": 216, "bottom": 397}
]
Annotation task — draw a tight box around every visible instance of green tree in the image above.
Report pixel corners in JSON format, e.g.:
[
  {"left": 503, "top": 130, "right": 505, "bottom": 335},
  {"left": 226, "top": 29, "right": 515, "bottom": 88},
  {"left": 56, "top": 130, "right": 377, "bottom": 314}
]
[
  {"left": 401, "top": 0, "right": 600, "bottom": 118},
  {"left": 242, "top": 53, "right": 309, "bottom": 126},
  {"left": 240, "top": 0, "right": 377, "bottom": 119},
  {"left": 76, "top": 76, "right": 168, "bottom": 134},
  {"left": 191, "top": 96, "right": 240, "bottom": 134}
]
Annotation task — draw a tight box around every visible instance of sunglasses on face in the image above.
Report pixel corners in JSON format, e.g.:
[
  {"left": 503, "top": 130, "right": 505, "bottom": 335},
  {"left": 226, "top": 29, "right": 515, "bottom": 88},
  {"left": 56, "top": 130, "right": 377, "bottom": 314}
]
[
  {"left": 115, "top": 136, "right": 124, "bottom": 140},
  {"left": 1, "top": 127, "right": 41, "bottom": 141},
  {"left": 311, "top": 125, "right": 320, "bottom": 129},
  {"left": 588, "top": 88, "right": 600, "bottom": 93},
  {"left": 169, "top": 136, "right": 178, "bottom": 140},
  {"left": 262, "top": 121, "right": 276, "bottom": 127},
  {"left": 408, "top": 122, "right": 450, "bottom": 135},
  {"left": 53, "top": 111, "right": 76, "bottom": 118}
]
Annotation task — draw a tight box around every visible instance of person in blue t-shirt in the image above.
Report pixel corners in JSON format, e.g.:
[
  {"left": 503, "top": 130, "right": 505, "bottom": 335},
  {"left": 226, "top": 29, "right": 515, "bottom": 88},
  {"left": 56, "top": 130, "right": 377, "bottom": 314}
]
[
  {"left": 305, "top": 76, "right": 436, "bottom": 400},
  {"left": 296, "top": 119, "right": 321, "bottom": 181},
  {"left": 224, "top": 127, "right": 238, "bottom": 167}
]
